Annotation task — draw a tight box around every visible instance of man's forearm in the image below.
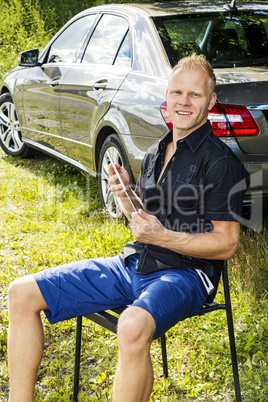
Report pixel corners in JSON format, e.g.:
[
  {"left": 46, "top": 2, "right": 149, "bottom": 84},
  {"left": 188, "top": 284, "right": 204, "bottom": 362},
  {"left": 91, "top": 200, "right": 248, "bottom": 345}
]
[
  {"left": 130, "top": 210, "right": 240, "bottom": 261},
  {"left": 159, "top": 227, "right": 239, "bottom": 260}
]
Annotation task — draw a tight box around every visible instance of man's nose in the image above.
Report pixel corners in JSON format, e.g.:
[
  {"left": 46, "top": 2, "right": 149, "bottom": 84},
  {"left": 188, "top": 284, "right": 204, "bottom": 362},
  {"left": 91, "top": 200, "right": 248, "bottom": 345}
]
[{"left": 177, "top": 93, "right": 191, "bottom": 105}]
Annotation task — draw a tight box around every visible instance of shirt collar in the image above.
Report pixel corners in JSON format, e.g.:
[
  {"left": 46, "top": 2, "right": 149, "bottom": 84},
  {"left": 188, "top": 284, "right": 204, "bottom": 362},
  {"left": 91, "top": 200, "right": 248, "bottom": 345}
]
[{"left": 159, "top": 121, "right": 213, "bottom": 154}]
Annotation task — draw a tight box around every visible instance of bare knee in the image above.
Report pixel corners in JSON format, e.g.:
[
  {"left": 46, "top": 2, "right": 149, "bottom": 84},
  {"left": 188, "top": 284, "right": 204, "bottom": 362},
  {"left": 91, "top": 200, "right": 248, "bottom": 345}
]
[
  {"left": 117, "top": 307, "right": 155, "bottom": 356},
  {"left": 8, "top": 276, "right": 34, "bottom": 313},
  {"left": 8, "top": 275, "right": 47, "bottom": 316}
]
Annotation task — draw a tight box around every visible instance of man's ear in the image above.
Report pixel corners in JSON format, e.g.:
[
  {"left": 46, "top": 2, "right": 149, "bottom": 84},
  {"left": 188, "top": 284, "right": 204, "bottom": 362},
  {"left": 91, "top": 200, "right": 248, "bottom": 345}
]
[{"left": 208, "top": 92, "right": 217, "bottom": 111}]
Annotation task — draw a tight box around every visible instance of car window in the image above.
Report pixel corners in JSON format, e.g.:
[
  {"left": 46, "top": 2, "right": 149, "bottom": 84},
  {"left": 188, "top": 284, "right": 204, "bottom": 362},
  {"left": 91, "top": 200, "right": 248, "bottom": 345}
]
[
  {"left": 114, "top": 31, "right": 131, "bottom": 67},
  {"left": 153, "top": 11, "right": 268, "bottom": 68},
  {"left": 82, "top": 14, "right": 129, "bottom": 65},
  {"left": 47, "top": 15, "right": 96, "bottom": 63}
]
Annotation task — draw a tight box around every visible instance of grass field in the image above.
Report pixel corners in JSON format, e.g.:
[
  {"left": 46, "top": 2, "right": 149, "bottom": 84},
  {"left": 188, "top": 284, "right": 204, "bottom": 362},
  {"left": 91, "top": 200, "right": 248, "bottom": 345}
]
[{"left": 0, "top": 148, "right": 267, "bottom": 401}]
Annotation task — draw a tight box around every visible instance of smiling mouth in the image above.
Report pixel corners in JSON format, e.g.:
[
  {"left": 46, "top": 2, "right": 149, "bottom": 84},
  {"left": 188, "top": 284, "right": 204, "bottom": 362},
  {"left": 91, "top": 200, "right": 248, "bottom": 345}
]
[{"left": 177, "top": 111, "right": 192, "bottom": 115}]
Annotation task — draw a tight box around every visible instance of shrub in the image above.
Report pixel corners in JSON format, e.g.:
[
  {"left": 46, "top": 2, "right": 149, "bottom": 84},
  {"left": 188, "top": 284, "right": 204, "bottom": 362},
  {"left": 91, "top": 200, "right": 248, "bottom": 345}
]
[
  {"left": 232, "top": 225, "right": 268, "bottom": 300},
  {"left": 0, "top": 0, "right": 51, "bottom": 80}
]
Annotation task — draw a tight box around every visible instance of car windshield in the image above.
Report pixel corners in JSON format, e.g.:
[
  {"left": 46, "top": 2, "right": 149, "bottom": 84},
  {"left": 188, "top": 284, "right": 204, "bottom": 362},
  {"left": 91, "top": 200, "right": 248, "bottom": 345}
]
[{"left": 153, "top": 11, "right": 268, "bottom": 68}]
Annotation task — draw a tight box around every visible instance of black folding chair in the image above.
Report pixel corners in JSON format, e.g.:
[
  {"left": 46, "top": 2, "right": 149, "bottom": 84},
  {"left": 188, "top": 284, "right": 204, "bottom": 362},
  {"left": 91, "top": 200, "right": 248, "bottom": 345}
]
[{"left": 73, "top": 262, "right": 241, "bottom": 402}]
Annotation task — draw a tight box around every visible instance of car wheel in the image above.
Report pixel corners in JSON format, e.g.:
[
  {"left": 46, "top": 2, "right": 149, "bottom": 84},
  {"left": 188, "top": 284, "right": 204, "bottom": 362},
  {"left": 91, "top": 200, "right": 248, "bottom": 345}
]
[
  {"left": 98, "top": 134, "right": 135, "bottom": 219},
  {"left": 0, "top": 93, "right": 33, "bottom": 157}
]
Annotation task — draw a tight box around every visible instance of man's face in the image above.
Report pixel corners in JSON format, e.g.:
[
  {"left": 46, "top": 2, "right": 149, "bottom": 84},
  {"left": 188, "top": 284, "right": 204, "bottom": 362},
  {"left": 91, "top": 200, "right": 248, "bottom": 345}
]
[{"left": 166, "top": 68, "right": 216, "bottom": 138}]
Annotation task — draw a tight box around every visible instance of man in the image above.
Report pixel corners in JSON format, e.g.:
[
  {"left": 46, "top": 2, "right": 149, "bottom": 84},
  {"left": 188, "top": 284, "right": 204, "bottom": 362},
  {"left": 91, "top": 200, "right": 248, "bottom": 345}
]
[{"left": 8, "top": 54, "right": 249, "bottom": 401}]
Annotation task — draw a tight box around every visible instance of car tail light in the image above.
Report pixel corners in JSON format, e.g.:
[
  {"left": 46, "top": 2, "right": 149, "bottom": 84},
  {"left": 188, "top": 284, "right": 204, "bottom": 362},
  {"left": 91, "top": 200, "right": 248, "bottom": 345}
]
[
  {"left": 160, "top": 101, "right": 259, "bottom": 137},
  {"left": 208, "top": 103, "right": 259, "bottom": 136},
  {"left": 160, "top": 102, "right": 173, "bottom": 130}
]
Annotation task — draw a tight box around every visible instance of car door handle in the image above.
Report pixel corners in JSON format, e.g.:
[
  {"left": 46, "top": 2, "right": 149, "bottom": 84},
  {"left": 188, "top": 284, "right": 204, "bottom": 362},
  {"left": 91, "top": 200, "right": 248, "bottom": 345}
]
[
  {"left": 50, "top": 77, "right": 61, "bottom": 87},
  {"left": 93, "top": 80, "right": 107, "bottom": 90}
]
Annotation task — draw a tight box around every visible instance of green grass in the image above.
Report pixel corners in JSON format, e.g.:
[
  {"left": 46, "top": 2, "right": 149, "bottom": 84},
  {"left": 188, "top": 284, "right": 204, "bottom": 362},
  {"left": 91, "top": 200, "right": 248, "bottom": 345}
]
[{"left": 0, "top": 148, "right": 268, "bottom": 401}]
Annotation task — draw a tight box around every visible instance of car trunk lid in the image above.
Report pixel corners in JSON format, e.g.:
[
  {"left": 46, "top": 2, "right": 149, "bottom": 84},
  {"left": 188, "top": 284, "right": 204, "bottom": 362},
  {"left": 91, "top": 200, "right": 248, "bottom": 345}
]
[{"left": 215, "top": 67, "right": 268, "bottom": 154}]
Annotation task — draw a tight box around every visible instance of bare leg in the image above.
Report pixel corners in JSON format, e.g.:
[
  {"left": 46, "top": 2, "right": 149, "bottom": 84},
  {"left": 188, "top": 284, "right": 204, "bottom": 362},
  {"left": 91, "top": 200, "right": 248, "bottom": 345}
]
[
  {"left": 113, "top": 306, "right": 156, "bottom": 402},
  {"left": 8, "top": 275, "right": 48, "bottom": 402}
]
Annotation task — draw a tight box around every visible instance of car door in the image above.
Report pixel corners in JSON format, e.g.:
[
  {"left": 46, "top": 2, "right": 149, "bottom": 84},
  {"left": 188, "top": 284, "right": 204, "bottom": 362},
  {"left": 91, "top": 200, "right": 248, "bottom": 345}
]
[
  {"left": 22, "top": 14, "right": 98, "bottom": 154},
  {"left": 59, "top": 13, "right": 132, "bottom": 170}
]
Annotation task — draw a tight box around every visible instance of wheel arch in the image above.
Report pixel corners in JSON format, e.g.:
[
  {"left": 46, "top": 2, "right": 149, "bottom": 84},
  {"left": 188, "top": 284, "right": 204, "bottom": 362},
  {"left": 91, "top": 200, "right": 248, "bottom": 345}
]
[{"left": 0, "top": 86, "right": 11, "bottom": 96}]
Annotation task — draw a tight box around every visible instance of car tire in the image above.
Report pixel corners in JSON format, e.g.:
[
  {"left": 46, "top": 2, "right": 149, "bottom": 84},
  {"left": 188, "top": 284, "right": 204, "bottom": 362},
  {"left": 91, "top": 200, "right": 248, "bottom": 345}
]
[
  {"left": 0, "top": 93, "right": 34, "bottom": 157},
  {"left": 98, "top": 134, "right": 135, "bottom": 219}
]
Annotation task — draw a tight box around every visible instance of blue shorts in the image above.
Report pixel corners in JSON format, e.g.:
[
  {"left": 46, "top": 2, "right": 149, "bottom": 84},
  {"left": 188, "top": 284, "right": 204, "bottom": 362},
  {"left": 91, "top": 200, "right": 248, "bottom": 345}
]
[{"left": 34, "top": 254, "right": 208, "bottom": 339}]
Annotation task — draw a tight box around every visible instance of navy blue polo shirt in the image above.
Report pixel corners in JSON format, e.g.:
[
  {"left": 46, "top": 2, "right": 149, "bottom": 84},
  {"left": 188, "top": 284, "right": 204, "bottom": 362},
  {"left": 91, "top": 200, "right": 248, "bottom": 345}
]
[{"left": 121, "top": 121, "right": 249, "bottom": 301}]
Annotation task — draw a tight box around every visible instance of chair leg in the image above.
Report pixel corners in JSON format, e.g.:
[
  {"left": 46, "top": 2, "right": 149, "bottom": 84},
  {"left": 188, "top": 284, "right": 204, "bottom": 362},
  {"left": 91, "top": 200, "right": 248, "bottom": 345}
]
[
  {"left": 223, "top": 270, "right": 242, "bottom": 402},
  {"left": 73, "top": 316, "right": 82, "bottom": 402},
  {"left": 160, "top": 334, "right": 168, "bottom": 378}
]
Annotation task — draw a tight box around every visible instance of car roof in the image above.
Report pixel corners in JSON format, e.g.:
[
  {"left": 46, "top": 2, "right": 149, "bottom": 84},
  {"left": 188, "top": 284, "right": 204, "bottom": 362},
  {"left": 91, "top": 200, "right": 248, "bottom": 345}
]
[{"left": 87, "top": 1, "right": 268, "bottom": 17}]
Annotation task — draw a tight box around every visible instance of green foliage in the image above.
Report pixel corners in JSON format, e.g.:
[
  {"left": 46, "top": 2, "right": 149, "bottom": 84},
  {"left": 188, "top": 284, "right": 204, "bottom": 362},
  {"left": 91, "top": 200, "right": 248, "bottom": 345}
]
[
  {"left": 0, "top": 0, "right": 51, "bottom": 80},
  {"left": 32, "top": 0, "right": 135, "bottom": 36},
  {"left": 0, "top": 148, "right": 268, "bottom": 401},
  {"left": 232, "top": 226, "right": 268, "bottom": 300},
  {"left": 30, "top": 0, "right": 97, "bottom": 35}
]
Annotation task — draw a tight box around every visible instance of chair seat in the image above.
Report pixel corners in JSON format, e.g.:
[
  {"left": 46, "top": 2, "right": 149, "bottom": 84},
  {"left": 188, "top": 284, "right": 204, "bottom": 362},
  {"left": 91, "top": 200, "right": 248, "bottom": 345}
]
[
  {"left": 83, "top": 300, "right": 225, "bottom": 334},
  {"left": 83, "top": 306, "right": 127, "bottom": 334}
]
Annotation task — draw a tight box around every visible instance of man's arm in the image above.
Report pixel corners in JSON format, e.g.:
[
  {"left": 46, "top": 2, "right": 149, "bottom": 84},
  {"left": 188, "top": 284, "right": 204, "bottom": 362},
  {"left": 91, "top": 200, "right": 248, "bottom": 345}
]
[{"left": 129, "top": 209, "right": 240, "bottom": 261}]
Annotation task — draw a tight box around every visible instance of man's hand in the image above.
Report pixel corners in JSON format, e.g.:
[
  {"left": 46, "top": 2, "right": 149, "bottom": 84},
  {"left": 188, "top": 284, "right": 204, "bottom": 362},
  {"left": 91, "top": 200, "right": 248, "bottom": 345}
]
[
  {"left": 129, "top": 209, "right": 165, "bottom": 244},
  {"left": 108, "top": 162, "right": 143, "bottom": 218},
  {"left": 108, "top": 162, "right": 130, "bottom": 200}
]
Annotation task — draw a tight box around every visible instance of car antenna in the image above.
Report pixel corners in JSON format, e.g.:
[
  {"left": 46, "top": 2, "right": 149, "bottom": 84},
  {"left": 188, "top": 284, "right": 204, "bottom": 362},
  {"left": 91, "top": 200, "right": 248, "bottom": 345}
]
[{"left": 223, "top": 0, "right": 238, "bottom": 17}]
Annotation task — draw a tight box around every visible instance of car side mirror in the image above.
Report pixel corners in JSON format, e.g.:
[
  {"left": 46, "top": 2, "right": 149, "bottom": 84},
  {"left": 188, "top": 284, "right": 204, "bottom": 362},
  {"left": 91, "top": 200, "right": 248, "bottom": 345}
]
[{"left": 18, "top": 49, "right": 39, "bottom": 67}]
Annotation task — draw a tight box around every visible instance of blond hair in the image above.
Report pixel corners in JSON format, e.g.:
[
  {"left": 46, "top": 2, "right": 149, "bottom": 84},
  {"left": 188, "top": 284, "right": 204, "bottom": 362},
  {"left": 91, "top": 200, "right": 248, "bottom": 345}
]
[{"left": 169, "top": 54, "right": 216, "bottom": 95}]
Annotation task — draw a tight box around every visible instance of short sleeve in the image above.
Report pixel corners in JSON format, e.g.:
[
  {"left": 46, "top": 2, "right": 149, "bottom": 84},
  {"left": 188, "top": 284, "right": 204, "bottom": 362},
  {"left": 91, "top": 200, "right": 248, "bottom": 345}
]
[{"left": 204, "top": 156, "right": 250, "bottom": 222}]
